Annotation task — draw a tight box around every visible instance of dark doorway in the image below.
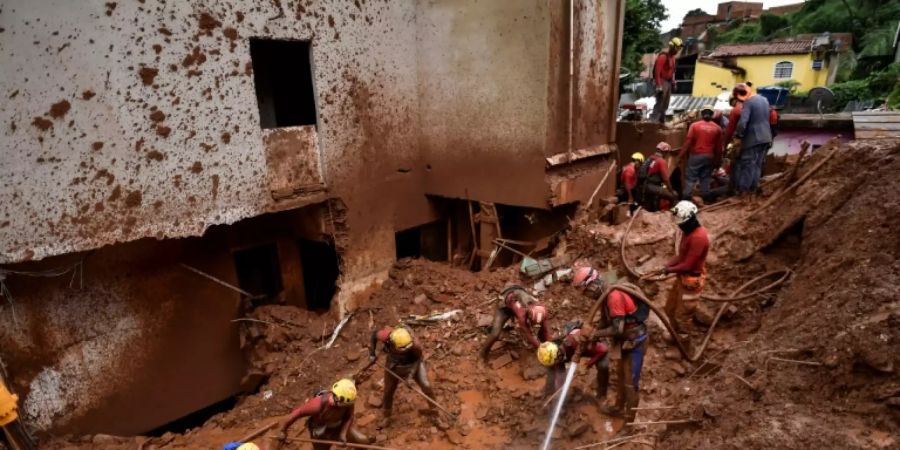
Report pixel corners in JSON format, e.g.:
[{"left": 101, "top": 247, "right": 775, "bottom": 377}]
[
  {"left": 248, "top": 39, "right": 317, "bottom": 128},
  {"left": 298, "top": 239, "right": 339, "bottom": 311},
  {"left": 144, "top": 396, "right": 238, "bottom": 436},
  {"left": 233, "top": 243, "right": 283, "bottom": 301},
  {"left": 395, "top": 221, "right": 448, "bottom": 261}
]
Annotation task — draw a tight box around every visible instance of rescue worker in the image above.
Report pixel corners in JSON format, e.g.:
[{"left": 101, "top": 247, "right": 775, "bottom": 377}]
[
  {"left": 369, "top": 326, "right": 436, "bottom": 424},
  {"left": 223, "top": 443, "right": 263, "bottom": 450},
  {"left": 733, "top": 83, "right": 772, "bottom": 196},
  {"left": 572, "top": 268, "right": 650, "bottom": 423},
  {"left": 662, "top": 201, "right": 710, "bottom": 353},
  {"left": 617, "top": 152, "right": 645, "bottom": 208},
  {"left": 480, "top": 284, "right": 549, "bottom": 361},
  {"left": 537, "top": 321, "right": 609, "bottom": 400},
  {"left": 265, "top": 378, "right": 372, "bottom": 450},
  {"left": 650, "top": 38, "right": 683, "bottom": 123},
  {"left": 637, "top": 142, "right": 677, "bottom": 211},
  {"left": 679, "top": 105, "right": 723, "bottom": 201}
]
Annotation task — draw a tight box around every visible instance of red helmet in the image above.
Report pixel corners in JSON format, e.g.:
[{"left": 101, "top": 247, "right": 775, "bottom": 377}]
[
  {"left": 528, "top": 304, "right": 547, "bottom": 324},
  {"left": 656, "top": 141, "right": 672, "bottom": 153},
  {"left": 733, "top": 83, "right": 750, "bottom": 97},
  {"left": 572, "top": 266, "right": 599, "bottom": 287}
]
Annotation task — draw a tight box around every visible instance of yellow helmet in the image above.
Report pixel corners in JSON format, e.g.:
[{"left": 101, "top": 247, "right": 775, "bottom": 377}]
[
  {"left": 631, "top": 152, "right": 645, "bottom": 163},
  {"left": 331, "top": 378, "right": 357, "bottom": 404},
  {"left": 237, "top": 444, "right": 260, "bottom": 450},
  {"left": 537, "top": 342, "right": 561, "bottom": 367},
  {"left": 389, "top": 327, "right": 413, "bottom": 350},
  {"left": 670, "top": 37, "right": 683, "bottom": 48}
]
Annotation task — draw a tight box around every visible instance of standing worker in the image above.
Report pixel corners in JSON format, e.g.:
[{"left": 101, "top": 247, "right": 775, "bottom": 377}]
[
  {"left": 661, "top": 201, "right": 710, "bottom": 353},
  {"left": 618, "top": 152, "right": 645, "bottom": 209},
  {"left": 638, "top": 142, "right": 678, "bottom": 211},
  {"left": 265, "top": 378, "right": 373, "bottom": 450},
  {"left": 572, "top": 270, "right": 651, "bottom": 424},
  {"left": 650, "top": 38, "right": 684, "bottom": 124},
  {"left": 679, "top": 105, "right": 723, "bottom": 201},
  {"left": 536, "top": 321, "right": 609, "bottom": 400},
  {"left": 480, "top": 284, "right": 549, "bottom": 361},
  {"left": 369, "top": 326, "right": 436, "bottom": 425},
  {"left": 732, "top": 84, "right": 773, "bottom": 196}
]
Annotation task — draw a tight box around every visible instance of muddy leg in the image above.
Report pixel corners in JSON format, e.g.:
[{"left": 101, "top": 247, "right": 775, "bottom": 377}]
[
  {"left": 479, "top": 307, "right": 511, "bottom": 361},
  {"left": 382, "top": 366, "right": 399, "bottom": 419},
  {"left": 347, "top": 426, "right": 374, "bottom": 444},
  {"left": 595, "top": 355, "right": 610, "bottom": 400},
  {"left": 622, "top": 338, "right": 647, "bottom": 424},
  {"left": 665, "top": 281, "right": 683, "bottom": 333}
]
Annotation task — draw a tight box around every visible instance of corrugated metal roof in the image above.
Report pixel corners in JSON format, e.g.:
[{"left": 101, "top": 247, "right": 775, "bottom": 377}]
[
  {"left": 708, "top": 40, "right": 814, "bottom": 57},
  {"left": 667, "top": 95, "right": 720, "bottom": 114}
]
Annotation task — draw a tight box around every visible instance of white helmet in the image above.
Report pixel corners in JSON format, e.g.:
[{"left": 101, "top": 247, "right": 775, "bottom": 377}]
[{"left": 671, "top": 200, "right": 698, "bottom": 224}]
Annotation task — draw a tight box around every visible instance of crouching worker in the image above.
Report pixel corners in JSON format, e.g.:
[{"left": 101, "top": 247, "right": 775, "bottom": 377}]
[
  {"left": 265, "top": 379, "right": 372, "bottom": 450},
  {"left": 223, "top": 443, "right": 263, "bottom": 450},
  {"left": 573, "top": 270, "right": 650, "bottom": 424},
  {"left": 370, "top": 326, "right": 436, "bottom": 424},
  {"left": 537, "top": 321, "right": 609, "bottom": 400},
  {"left": 480, "top": 285, "right": 549, "bottom": 361}
]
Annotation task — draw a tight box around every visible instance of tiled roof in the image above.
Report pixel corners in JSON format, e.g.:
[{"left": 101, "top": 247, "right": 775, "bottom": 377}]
[{"left": 708, "top": 40, "right": 813, "bottom": 57}]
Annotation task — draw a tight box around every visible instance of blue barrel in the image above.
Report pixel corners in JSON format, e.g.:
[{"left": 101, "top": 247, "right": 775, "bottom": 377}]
[{"left": 757, "top": 86, "right": 789, "bottom": 109}]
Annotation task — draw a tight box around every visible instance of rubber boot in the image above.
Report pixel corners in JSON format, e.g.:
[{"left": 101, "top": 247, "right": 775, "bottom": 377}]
[
  {"left": 596, "top": 365, "right": 610, "bottom": 400},
  {"left": 623, "top": 387, "right": 640, "bottom": 424}
]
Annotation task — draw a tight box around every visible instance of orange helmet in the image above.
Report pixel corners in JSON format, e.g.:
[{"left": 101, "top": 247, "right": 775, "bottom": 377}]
[
  {"left": 572, "top": 266, "right": 599, "bottom": 287},
  {"left": 528, "top": 304, "right": 547, "bottom": 324}
]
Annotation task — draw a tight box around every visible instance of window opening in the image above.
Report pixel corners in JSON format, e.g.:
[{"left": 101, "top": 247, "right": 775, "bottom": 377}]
[{"left": 249, "top": 39, "right": 317, "bottom": 128}]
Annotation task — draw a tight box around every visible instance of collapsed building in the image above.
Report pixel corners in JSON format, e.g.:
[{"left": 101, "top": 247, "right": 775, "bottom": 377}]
[{"left": 0, "top": 0, "right": 626, "bottom": 436}]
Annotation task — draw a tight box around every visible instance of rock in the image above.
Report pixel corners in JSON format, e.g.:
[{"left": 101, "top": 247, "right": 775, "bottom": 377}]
[
  {"left": 367, "top": 394, "right": 383, "bottom": 408},
  {"left": 477, "top": 314, "right": 494, "bottom": 328},
  {"left": 475, "top": 406, "right": 490, "bottom": 420},
  {"left": 491, "top": 353, "right": 514, "bottom": 370},
  {"left": 670, "top": 361, "right": 687, "bottom": 376},
  {"left": 375, "top": 433, "right": 388, "bottom": 443},
  {"left": 567, "top": 420, "right": 590, "bottom": 438},
  {"left": 664, "top": 348, "right": 682, "bottom": 360},
  {"left": 413, "top": 293, "right": 428, "bottom": 305},
  {"left": 451, "top": 343, "right": 465, "bottom": 356},
  {"left": 436, "top": 417, "right": 451, "bottom": 431},
  {"left": 522, "top": 365, "right": 546, "bottom": 380},
  {"left": 346, "top": 351, "right": 361, "bottom": 362},
  {"left": 693, "top": 303, "right": 717, "bottom": 326},
  {"left": 446, "top": 429, "right": 464, "bottom": 445},
  {"left": 92, "top": 434, "right": 121, "bottom": 445},
  {"left": 886, "top": 397, "right": 900, "bottom": 409}
]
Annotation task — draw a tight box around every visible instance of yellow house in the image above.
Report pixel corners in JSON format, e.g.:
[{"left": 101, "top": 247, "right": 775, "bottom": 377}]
[{"left": 692, "top": 39, "right": 831, "bottom": 97}]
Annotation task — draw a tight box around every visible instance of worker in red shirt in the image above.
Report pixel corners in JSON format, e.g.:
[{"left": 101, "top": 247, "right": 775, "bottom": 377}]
[
  {"left": 679, "top": 105, "right": 724, "bottom": 200},
  {"left": 662, "top": 201, "right": 710, "bottom": 353},
  {"left": 266, "top": 379, "right": 372, "bottom": 450},
  {"left": 638, "top": 142, "right": 677, "bottom": 211},
  {"left": 618, "top": 152, "right": 645, "bottom": 208},
  {"left": 369, "top": 326, "right": 436, "bottom": 424},
  {"left": 480, "top": 285, "right": 549, "bottom": 361},
  {"left": 572, "top": 269, "right": 651, "bottom": 423},
  {"left": 650, "top": 38, "right": 684, "bottom": 123},
  {"left": 537, "top": 321, "right": 609, "bottom": 399}
]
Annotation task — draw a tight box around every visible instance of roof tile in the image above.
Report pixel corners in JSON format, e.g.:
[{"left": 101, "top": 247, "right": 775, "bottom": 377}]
[{"left": 709, "top": 40, "right": 813, "bottom": 57}]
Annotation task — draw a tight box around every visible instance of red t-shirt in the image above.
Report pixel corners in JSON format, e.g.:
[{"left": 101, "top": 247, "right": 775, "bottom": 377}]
[
  {"left": 607, "top": 290, "right": 637, "bottom": 318},
  {"left": 683, "top": 120, "right": 723, "bottom": 158},
  {"left": 647, "top": 155, "right": 670, "bottom": 184},
  {"left": 667, "top": 226, "right": 710, "bottom": 274},
  {"left": 654, "top": 52, "right": 675, "bottom": 86},
  {"left": 724, "top": 103, "right": 743, "bottom": 144},
  {"left": 621, "top": 162, "right": 638, "bottom": 190}
]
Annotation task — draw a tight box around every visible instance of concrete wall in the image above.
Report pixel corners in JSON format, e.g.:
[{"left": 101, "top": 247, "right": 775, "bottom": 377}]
[{"left": 692, "top": 61, "right": 738, "bottom": 96}]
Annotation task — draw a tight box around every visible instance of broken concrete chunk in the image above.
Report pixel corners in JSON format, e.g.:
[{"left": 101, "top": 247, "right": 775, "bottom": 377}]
[
  {"left": 567, "top": 420, "right": 590, "bottom": 437},
  {"left": 477, "top": 313, "right": 494, "bottom": 328},
  {"left": 367, "top": 394, "right": 383, "bottom": 408},
  {"left": 491, "top": 352, "right": 514, "bottom": 369}
]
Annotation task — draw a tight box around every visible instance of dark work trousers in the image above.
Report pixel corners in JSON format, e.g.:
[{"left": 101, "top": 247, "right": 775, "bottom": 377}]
[
  {"left": 734, "top": 143, "right": 768, "bottom": 193},
  {"left": 651, "top": 81, "right": 672, "bottom": 123},
  {"left": 545, "top": 356, "right": 610, "bottom": 399},
  {"left": 614, "top": 335, "right": 648, "bottom": 423},
  {"left": 682, "top": 154, "right": 715, "bottom": 199},
  {"left": 382, "top": 361, "right": 435, "bottom": 417}
]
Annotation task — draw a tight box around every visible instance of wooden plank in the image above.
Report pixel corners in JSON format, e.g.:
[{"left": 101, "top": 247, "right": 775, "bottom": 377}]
[
  {"left": 854, "top": 129, "right": 900, "bottom": 139},
  {"left": 852, "top": 110, "right": 900, "bottom": 116},
  {"left": 851, "top": 115, "right": 900, "bottom": 123},
  {"left": 853, "top": 122, "right": 900, "bottom": 130}
]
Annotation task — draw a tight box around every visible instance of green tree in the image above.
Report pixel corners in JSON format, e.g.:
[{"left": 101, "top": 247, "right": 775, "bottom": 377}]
[
  {"left": 758, "top": 13, "right": 788, "bottom": 37},
  {"left": 621, "top": 0, "right": 668, "bottom": 76},
  {"left": 685, "top": 8, "right": 709, "bottom": 17}
]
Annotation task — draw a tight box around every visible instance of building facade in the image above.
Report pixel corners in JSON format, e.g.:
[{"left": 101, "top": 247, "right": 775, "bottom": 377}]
[{"left": 0, "top": 0, "right": 624, "bottom": 435}]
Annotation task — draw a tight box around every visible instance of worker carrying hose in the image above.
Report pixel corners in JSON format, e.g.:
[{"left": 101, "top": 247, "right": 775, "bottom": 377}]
[
  {"left": 637, "top": 142, "right": 678, "bottom": 212},
  {"left": 480, "top": 284, "right": 549, "bottom": 361},
  {"left": 369, "top": 326, "right": 436, "bottom": 425},
  {"left": 572, "top": 268, "right": 650, "bottom": 423},
  {"left": 657, "top": 200, "right": 710, "bottom": 353},
  {"left": 264, "top": 378, "right": 373, "bottom": 450},
  {"left": 537, "top": 321, "right": 609, "bottom": 399}
]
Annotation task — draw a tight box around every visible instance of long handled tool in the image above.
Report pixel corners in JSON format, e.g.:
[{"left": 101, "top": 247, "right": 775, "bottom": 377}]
[
  {"left": 371, "top": 359, "right": 456, "bottom": 419},
  {"left": 285, "top": 436, "right": 399, "bottom": 450}
]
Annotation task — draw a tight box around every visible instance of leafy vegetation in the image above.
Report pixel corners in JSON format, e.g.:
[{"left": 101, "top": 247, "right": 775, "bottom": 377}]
[
  {"left": 621, "top": 0, "right": 668, "bottom": 76},
  {"left": 830, "top": 63, "right": 900, "bottom": 109}
]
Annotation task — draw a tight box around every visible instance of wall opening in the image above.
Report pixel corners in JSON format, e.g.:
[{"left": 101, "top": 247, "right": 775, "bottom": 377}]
[
  {"left": 249, "top": 39, "right": 317, "bottom": 129},
  {"left": 233, "top": 243, "right": 283, "bottom": 301},
  {"left": 144, "top": 396, "right": 238, "bottom": 437},
  {"left": 395, "top": 221, "right": 449, "bottom": 262},
  {"left": 298, "top": 239, "right": 339, "bottom": 311}
]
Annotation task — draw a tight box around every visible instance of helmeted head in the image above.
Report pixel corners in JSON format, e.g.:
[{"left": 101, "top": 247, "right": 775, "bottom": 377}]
[
  {"left": 700, "top": 105, "right": 714, "bottom": 121},
  {"left": 655, "top": 141, "right": 672, "bottom": 155},
  {"left": 389, "top": 327, "right": 413, "bottom": 351},
  {"left": 537, "top": 341, "right": 561, "bottom": 367},
  {"left": 236, "top": 444, "right": 260, "bottom": 450},
  {"left": 528, "top": 304, "right": 546, "bottom": 324},
  {"left": 733, "top": 83, "right": 750, "bottom": 101},
  {"left": 331, "top": 378, "right": 357, "bottom": 405},
  {"left": 669, "top": 37, "right": 683, "bottom": 53},
  {"left": 631, "top": 152, "right": 645, "bottom": 164},
  {"left": 671, "top": 200, "right": 699, "bottom": 225},
  {"left": 572, "top": 266, "right": 599, "bottom": 287}
]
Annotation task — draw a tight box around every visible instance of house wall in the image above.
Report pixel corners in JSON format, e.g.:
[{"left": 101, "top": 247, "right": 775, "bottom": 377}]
[
  {"left": 692, "top": 61, "right": 738, "bottom": 96},
  {"left": 737, "top": 54, "right": 827, "bottom": 91}
]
